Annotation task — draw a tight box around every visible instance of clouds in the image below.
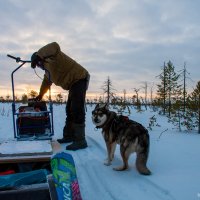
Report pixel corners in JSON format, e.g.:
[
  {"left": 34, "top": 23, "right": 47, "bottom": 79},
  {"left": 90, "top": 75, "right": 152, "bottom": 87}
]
[{"left": 0, "top": 0, "right": 200, "bottom": 98}]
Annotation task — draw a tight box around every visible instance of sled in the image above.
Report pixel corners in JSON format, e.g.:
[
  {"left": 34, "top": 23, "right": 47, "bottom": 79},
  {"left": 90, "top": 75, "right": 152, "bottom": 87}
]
[
  {"left": 0, "top": 140, "right": 61, "bottom": 200},
  {"left": 1, "top": 55, "right": 58, "bottom": 199},
  {"left": 7, "top": 54, "right": 54, "bottom": 140},
  {"left": 50, "top": 152, "right": 82, "bottom": 200}
]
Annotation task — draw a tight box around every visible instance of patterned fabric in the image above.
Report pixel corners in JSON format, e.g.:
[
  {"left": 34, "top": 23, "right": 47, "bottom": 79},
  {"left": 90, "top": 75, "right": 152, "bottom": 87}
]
[{"left": 51, "top": 152, "right": 82, "bottom": 200}]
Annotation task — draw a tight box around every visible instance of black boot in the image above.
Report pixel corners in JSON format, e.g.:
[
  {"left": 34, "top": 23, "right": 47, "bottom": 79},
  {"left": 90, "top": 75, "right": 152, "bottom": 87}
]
[
  {"left": 57, "top": 122, "right": 74, "bottom": 143},
  {"left": 66, "top": 123, "right": 87, "bottom": 151}
]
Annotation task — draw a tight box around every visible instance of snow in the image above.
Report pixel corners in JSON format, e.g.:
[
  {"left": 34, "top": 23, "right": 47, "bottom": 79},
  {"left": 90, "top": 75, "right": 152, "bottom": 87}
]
[
  {"left": 0, "top": 140, "right": 52, "bottom": 156},
  {"left": 0, "top": 103, "right": 200, "bottom": 200}
]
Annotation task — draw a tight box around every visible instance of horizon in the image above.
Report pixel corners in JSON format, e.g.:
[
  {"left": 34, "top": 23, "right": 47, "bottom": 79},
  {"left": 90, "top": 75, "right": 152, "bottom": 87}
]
[{"left": 0, "top": 0, "right": 199, "bottom": 99}]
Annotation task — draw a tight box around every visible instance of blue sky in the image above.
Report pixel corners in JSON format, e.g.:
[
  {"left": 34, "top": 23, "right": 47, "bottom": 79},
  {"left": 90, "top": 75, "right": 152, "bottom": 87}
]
[{"left": 0, "top": 0, "right": 200, "bottom": 99}]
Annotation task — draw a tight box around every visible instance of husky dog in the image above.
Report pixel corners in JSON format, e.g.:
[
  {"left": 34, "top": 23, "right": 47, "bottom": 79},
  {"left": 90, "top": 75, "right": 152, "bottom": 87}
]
[{"left": 92, "top": 104, "right": 151, "bottom": 175}]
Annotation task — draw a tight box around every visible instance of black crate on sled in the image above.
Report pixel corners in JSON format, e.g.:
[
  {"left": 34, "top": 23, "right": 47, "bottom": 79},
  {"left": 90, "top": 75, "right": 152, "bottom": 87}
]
[{"left": 16, "top": 101, "right": 51, "bottom": 136}]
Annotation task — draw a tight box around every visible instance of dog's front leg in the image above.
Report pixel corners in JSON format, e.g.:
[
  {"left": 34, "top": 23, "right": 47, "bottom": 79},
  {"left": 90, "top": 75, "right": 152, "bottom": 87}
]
[{"left": 104, "top": 142, "right": 112, "bottom": 166}]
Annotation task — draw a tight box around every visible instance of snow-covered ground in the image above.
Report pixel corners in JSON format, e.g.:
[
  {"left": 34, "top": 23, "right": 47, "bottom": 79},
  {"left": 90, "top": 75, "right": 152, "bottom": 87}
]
[{"left": 0, "top": 103, "right": 200, "bottom": 200}]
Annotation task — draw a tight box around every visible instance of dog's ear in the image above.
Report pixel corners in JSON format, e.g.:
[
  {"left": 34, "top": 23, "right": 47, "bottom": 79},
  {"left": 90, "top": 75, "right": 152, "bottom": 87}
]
[
  {"left": 95, "top": 103, "right": 109, "bottom": 110},
  {"left": 104, "top": 103, "right": 109, "bottom": 110},
  {"left": 95, "top": 103, "right": 99, "bottom": 109},
  {"left": 105, "top": 103, "right": 109, "bottom": 110}
]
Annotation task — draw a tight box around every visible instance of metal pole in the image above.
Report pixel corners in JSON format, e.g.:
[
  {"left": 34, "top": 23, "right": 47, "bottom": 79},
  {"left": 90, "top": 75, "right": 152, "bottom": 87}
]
[
  {"left": 11, "top": 63, "right": 25, "bottom": 138},
  {"left": 45, "top": 69, "right": 54, "bottom": 135}
]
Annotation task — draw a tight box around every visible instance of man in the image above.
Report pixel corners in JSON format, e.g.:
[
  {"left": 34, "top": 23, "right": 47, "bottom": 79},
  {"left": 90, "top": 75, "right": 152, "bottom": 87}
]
[{"left": 31, "top": 42, "right": 89, "bottom": 150}]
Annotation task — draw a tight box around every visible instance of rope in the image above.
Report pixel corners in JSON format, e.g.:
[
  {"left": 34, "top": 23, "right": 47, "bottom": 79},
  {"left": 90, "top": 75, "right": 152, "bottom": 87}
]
[{"left": 34, "top": 68, "right": 43, "bottom": 81}]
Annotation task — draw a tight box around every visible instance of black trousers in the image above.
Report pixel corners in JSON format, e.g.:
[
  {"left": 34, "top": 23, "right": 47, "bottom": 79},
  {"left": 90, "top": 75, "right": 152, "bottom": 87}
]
[{"left": 65, "top": 78, "right": 87, "bottom": 124}]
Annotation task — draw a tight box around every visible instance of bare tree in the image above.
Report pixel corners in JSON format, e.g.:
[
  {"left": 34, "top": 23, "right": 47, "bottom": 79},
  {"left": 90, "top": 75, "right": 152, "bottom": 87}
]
[
  {"left": 150, "top": 82, "right": 154, "bottom": 104},
  {"left": 101, "top": 76, "right": 116, "bottom": 105},
  {"left": 133, "top": 88, "right": 140, "bottom": 105},
  {"left": 123, "top": 89, "right": 126, "bottom": 103},
  {"left": 178, "top": 62, "right": 191, "bottom": 112}
]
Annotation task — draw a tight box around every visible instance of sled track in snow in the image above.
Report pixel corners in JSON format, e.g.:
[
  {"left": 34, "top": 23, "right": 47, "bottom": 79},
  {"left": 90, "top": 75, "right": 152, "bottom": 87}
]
[
  {"left": 87, "top": 135, "right": 106, "bottom": 154},
  {"left": 137, "top": 177, "right": 176, "bottom": 200},
  {"left": 71, "top": 135, "right": 176, "bottom": 200},
  {"left": 71, "top": 136, "right": 117, "bottom": 200}
]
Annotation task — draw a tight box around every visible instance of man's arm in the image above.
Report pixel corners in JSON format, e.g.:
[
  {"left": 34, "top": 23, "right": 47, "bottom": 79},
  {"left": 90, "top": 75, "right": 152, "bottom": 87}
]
[{"left": 39, "top": 74, "right": 52, "bottom": 98}]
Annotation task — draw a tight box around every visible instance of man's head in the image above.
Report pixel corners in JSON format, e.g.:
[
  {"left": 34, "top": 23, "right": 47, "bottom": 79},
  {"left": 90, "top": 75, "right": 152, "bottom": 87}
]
[{"left": 31, "top": 52, "right": 44, "bottom": 69}]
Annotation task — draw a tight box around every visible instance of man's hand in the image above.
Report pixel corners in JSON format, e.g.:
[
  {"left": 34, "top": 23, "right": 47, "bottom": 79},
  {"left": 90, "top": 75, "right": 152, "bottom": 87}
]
[
  {"left": 35, "top": 94, "right": 43, "bottom": 101},
  {"left": 28, "top": 95, "right": 42, "bottom": 102},
  {"left": 31, "top": 52, "right": 42, "bottom": 69}
]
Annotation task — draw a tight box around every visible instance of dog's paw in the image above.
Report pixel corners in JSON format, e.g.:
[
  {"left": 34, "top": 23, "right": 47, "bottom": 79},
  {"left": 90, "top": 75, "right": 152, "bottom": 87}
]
[
  {"left": 113, "top": 166, "right": 128, "bottom": 171},
  {"left": 104, "top": 160, "right": 112, "bottom": 166}
]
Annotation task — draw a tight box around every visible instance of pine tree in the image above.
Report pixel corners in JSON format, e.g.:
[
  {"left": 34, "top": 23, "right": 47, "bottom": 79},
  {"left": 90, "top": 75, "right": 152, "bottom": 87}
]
[
  {"left": 157, "top": 62, "right": 167, "bottom": 114},
  {"left": 184, "top": 81, "right": 200, "bottom": 133},
  {"left": 157, "top": 61, "right": 182, "bottom": 116}
]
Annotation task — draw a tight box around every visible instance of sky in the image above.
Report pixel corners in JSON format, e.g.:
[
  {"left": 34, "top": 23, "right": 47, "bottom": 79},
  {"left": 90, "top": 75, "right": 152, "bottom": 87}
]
[{"left": 0, "top": 0, "right": 200, "bottom": 100}]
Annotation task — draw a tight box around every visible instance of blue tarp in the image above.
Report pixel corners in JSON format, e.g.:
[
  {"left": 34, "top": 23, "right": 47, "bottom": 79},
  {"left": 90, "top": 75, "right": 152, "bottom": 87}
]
[{"left": 0, "top": 169, "right": 48, "bottom": 190}]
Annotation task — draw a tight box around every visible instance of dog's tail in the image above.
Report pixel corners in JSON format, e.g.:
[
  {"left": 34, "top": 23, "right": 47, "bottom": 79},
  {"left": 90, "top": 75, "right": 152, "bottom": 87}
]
[{"left": 136, "top": 133, "right": 151, "bottom": 175}]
